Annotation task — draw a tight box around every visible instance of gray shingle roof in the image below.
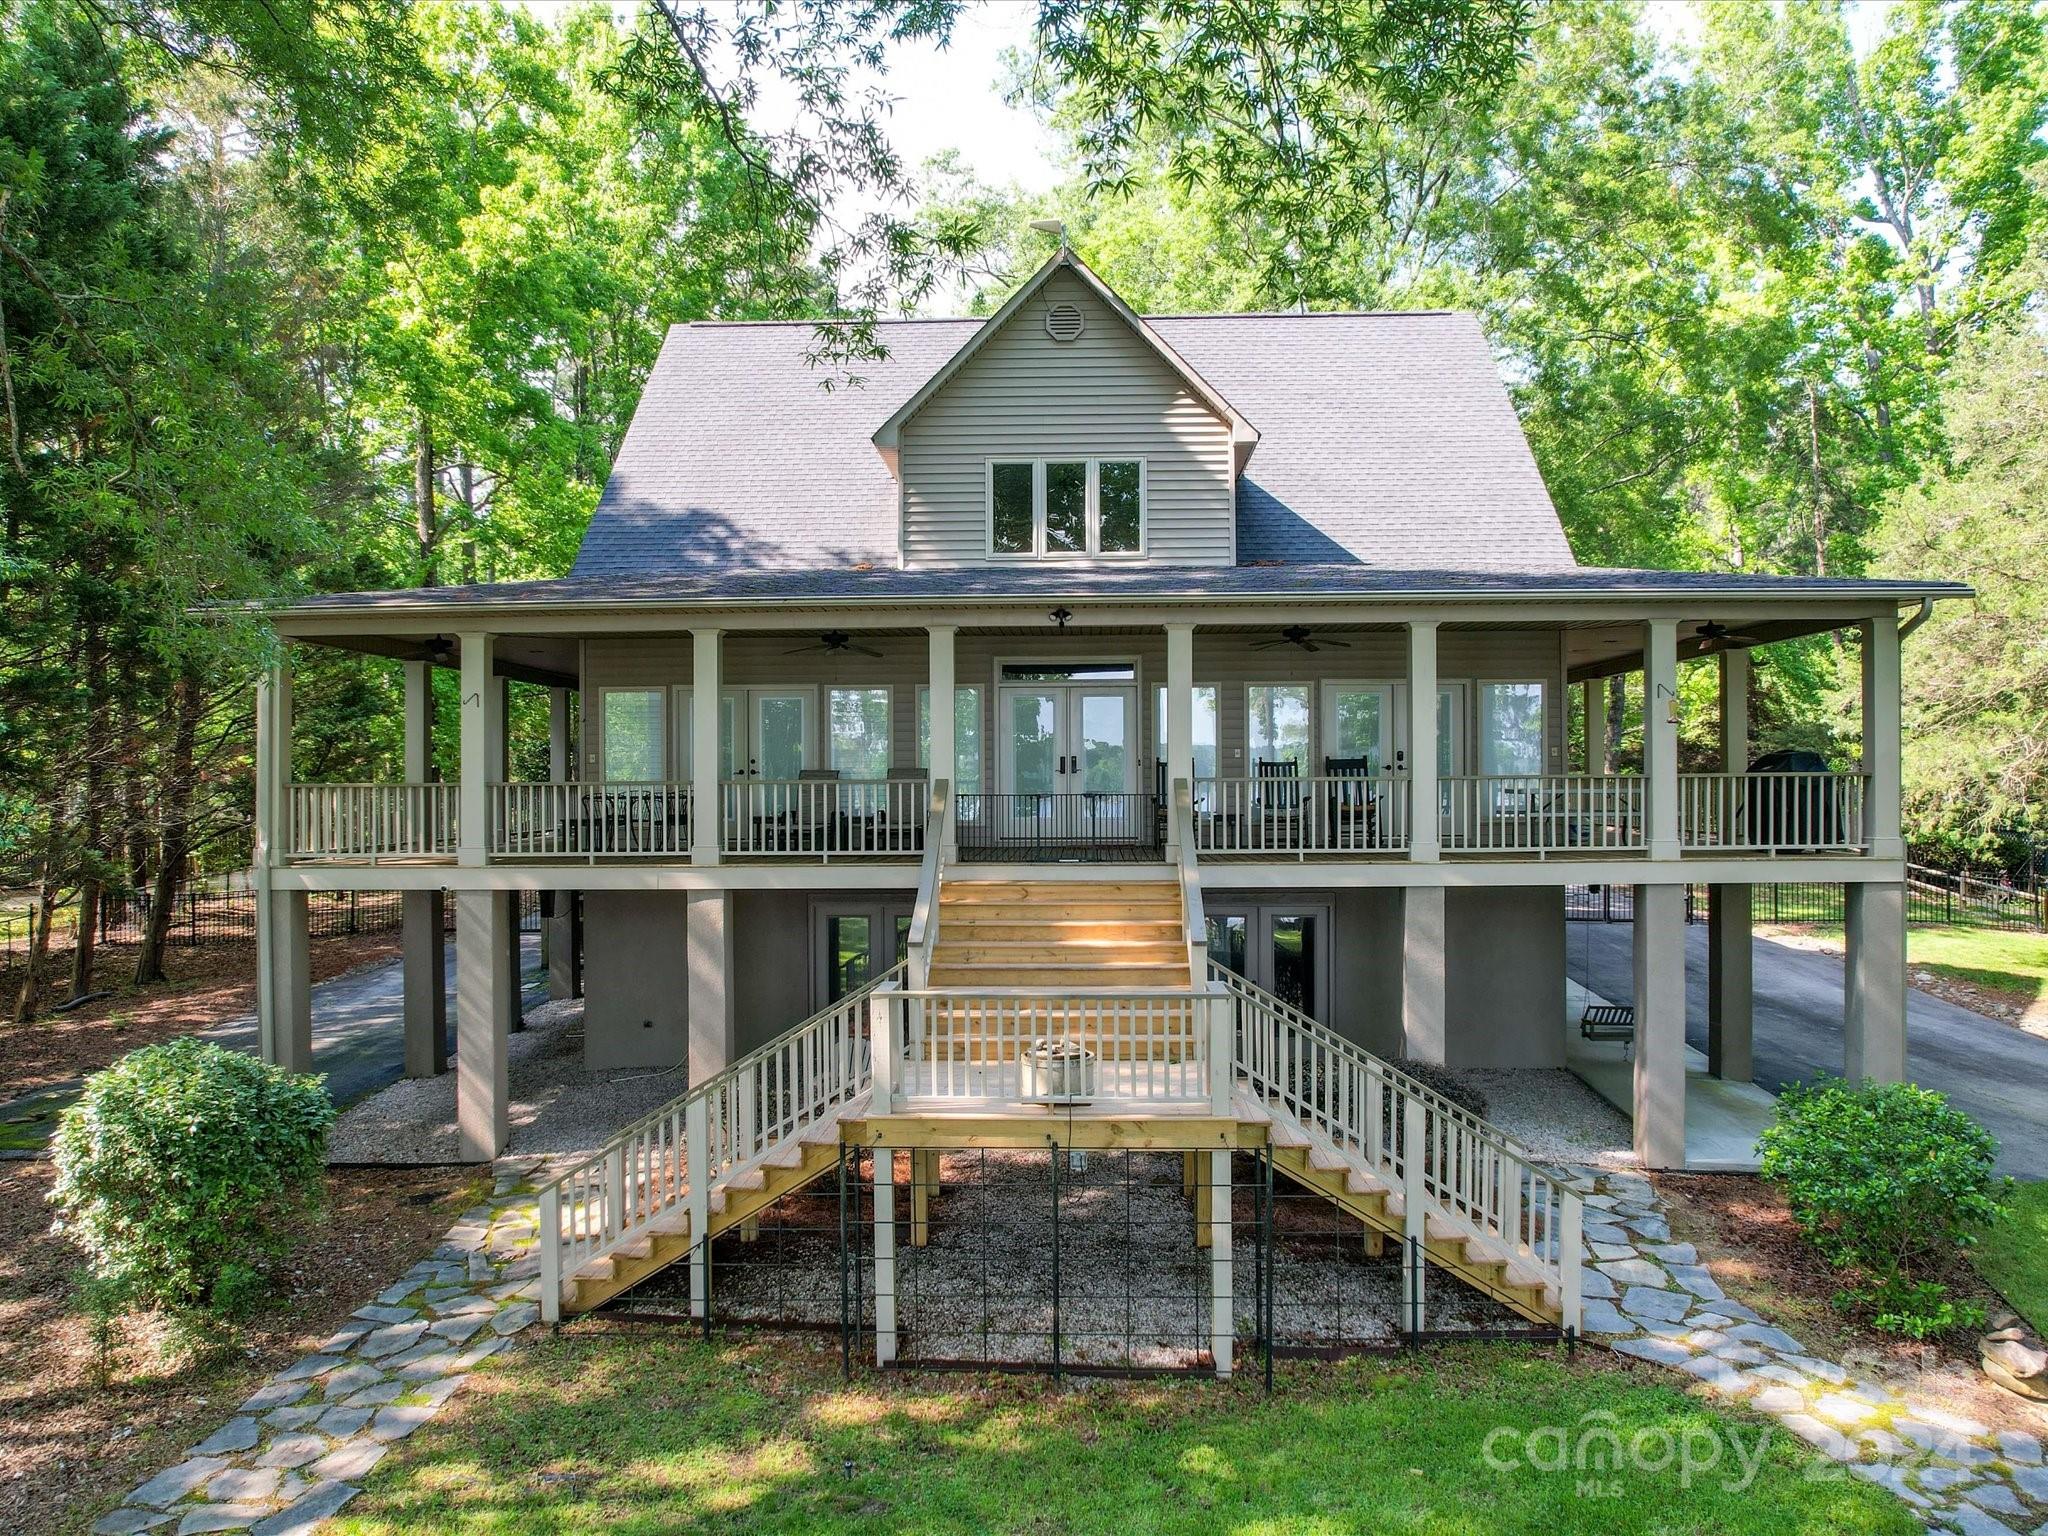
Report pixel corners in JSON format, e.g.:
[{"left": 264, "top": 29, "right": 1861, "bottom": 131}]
[
  {"left": 571, "top": 309, "right": 1577, "bottom": 580},
  {"left": 282, "top": 564, "right": 1969, "bottom": 615}
]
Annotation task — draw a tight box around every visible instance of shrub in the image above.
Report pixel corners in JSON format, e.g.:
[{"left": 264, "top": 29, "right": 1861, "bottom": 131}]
[
  {"left": 48, "top": 1039, "right": 335, "bottom": 1318},
  {"left": 1758, "top": 1077, "right": 2011, "bottom": 1336},
  {"left": 1390, "top": 1059, "right": 1488, "bottom": 1120}
]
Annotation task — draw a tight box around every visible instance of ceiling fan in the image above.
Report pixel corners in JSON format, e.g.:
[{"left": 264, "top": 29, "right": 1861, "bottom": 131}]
[
  {"left": 1250, "top": 625, "right": 1350, "bottom": 654},
  {"left": 1688, "top": 620, "right": 1762, "bottom": 655},
  {"left": 784, "top": 629, "right": 883, "bottom": 659}
]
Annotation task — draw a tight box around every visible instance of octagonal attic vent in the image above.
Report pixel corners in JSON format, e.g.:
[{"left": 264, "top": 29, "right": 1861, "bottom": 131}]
[{"left": 1045, "top": 302, "right": 1085, "bottom": 342}]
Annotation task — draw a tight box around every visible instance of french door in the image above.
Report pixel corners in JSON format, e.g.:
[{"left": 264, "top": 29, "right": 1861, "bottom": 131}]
[
  {"left": 666, "top": 686, "right": 815, "bottom": 782},
  {"left": 814, "top": 900, "right": 913, "bottom": 1005},
  {"left": 998, "top": 684, "right": 1138, "bottom": 795},
  {"left": 1320, "top": 682, "right": 1464, "bottom": 776},
  {"left": 1204, "top": 902, "right": 1331, "bottom": 1022}
]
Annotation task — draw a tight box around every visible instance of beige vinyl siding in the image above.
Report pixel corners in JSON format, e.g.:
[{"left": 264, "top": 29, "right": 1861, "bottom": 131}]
[{"left": 899, "top": 269, "right": 1235, "bottom": 567}]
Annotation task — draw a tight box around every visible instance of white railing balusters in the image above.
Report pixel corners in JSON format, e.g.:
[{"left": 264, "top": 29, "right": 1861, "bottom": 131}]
[
  {"left": 1191, "top": 775, "right": 1409, "bottom": 855},
  {"left": 1678, "top": 771, "right": 1868, "bottom": 854},
  {"left": 285, "top": 783, "right": 458, "bottom": 860},
  {"left": 720, "top": 778, "right": 928, "bottom": 858},
  {"left": 1438, "top": 774, "right": 1645, "bottom": 854},
  {"left": 491, "top": 781, "right": 691, "bottom": 859}
]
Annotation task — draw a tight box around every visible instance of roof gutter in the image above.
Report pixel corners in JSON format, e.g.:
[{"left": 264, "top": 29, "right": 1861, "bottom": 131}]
[{"left": 1897, "top": 595, "right": 1935, "bottom": 640}]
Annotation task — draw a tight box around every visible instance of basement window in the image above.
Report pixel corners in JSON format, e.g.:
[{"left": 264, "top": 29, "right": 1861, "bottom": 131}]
[{"left": 985, "top": 458, "right": 1147, "bottom": 559}]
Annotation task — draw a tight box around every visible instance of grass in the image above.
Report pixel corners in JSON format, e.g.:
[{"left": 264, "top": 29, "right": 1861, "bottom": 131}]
[
  {"left": 331, "top": 1330, "right": 1914, "bottom": 1536},
  {"left": 1760, "top": 920, "right": 2048, "bottom": 1017},
  {"left": 1973, "top": 1180, "right": 2048, "bottom": 1334}
]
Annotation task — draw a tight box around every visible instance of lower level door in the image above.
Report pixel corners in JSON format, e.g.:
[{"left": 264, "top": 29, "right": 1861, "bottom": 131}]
[
  {"left": 1204, "top": 902, "right": 1331, "bottom": 1022},
  {"left": 814, "top": 901, "right": 913, "bottom": 1005}
]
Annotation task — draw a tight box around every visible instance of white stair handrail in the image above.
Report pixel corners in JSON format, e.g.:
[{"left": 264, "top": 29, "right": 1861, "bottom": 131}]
[
  {"left": 539, "top": 959, "right": 904, "bottom": 1321},
  {"left": 1173, "top": 777, "right": 1207, "bottom": 980},
  {"left": 1216, "top": 961, "right": 1581, "bottom": 1333},
  {"left": 906, "top": 778, "right": 948, "bottom": 989}
]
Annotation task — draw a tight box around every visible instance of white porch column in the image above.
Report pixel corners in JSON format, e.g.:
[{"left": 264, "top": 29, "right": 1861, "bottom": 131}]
[
  {"left": 1643, "top": 620, "right": 1681, "bottom": 861},
  {"left": 1861, "top": 616, "right": 1905, "bottom": 860},
  {"left": 1165, "top": 623, "right": 1194, "bottom": 860},
  {"left": 1583, "top": 678, "right": 1609, "bottom": 775},
  {"left": 685, "top": 888, "right": 734, "bottom": 1083},
  {"left": 545, "top": 686, "right": 578, "bottom": 1000},
  {"left": 690, "top": 628, "right": 722, "bottom": 865},
  {"left": 1406, "top": 621, "right": 1440, "bottom": 862},
  {"left": 1632, "top": 883, "right": 1687, "bottom": 1169},
  {"left": 1845, "top": 882, "right": 1908, "bottom": 1084},
  {"left": 1208, "top": 1145, "right": 1233, "bottom": 1379},
  {"left": 457, "top": 633, "right": 500, "bottom": 867},
  {"left": 456, "top": 888, "right": 513, "bottom": 1161},
  {"left": 1400, "top": 885, "right": 1447, "bottom": 1064},
  {"left": 401, "top": 660, "right": 447, "bottom": 1077},
  {"left": 547, "top": 687, "right": 571, "bottom": 782},
  {"left": 253, "top": 656, "right": 309, "bottom": 1071},
  {"left": 1707, "top": 647, "right": 1752, "bottom": 1083},
  {"left": 927, "top": 625, "right": 956, "bottom": 857}
]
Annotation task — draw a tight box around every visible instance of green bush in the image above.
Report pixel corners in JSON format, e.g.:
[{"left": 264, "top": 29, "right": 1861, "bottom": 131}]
[
  {"left": 47, "top": 1039, "right": 335, "bottom": 1317},
  {"left": 1389, "top": 1058, "right": 1489, "bottom": 1120},
  {"left": 1758, "top": 1076, "right": 2011, "bottom": 1336}
]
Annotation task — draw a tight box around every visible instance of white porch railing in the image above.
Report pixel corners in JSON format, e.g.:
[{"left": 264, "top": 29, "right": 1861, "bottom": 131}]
[
  {"left": 492, "top": 782, "right": 691, "bottom": 859},
  {"left": 721, "top": 778, "right": 927, "bottom": 858},
  {"left": 285, "top": 783, "right": 457, "bottom": 859},
  {"left": 878, "top": 989, "right": 1220, "bottom": 1110},
  {"left": 538, "top": 960, "right": 897, "bottom": 1322},
  {"left": 1679, "top": 772, "right": 1868, "bottom": 853},
  {"left": 1217, "top": 963, "right": 1580, "bottom": 1333},
  {"left": 1192, "top": 774, "right": 1409, "bottom": 855},
  {"left": 1440, "top": 774, "right": 1644, "bottom": 854}
]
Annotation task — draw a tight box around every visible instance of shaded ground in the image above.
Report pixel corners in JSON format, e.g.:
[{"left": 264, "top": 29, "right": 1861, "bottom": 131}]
[
  {"left": 324, "top": 1328, "right": 1914, "bottom": 1536},
  {"left": 0, "top": 1159, "right": 483, "bottom": 1536},
  {"left": 1655, "top": 1171, "right": 2045, "bottom": 1442},
  {"left": 1569, "top": 921, "right": 2048, "bottom": 1178}
]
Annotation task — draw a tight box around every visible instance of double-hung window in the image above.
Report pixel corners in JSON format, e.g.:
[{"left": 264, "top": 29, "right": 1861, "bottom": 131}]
[{"left": 988, "top": 458, "right": 1145, "bottom": 557}]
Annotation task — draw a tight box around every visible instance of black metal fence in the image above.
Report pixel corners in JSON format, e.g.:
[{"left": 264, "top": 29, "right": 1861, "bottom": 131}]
[
  {"left": 1567, "top": 872, "right": 2043, "bottom": 932},
  {"left": 1, "top": 883, "right": 542, "bottom": 965},
  {"left": 956, "top": 793, "right": 1163, "bottom": 863}
]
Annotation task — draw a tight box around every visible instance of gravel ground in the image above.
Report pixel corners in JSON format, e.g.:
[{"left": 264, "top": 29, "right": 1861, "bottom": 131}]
[
  {"left": 620, "top": 1148, "right": 1521, "bottom": 1367},
  {"left": 327, "top": 998, "right": 687, "bottom": 1164},
  {"left": 1460, "top": 1067, "right": 1637, "bottom": 1171}
]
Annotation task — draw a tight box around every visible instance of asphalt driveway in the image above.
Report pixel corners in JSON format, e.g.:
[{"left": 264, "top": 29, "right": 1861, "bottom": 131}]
[{"left": 1567, "top": 920, "right": 2048, "bottom": 1179}]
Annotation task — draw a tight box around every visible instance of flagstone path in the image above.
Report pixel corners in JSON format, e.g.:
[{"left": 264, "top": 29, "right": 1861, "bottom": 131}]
[
  {"left": 1564, "top": 1167, "right": 2048, "bottom": 1535},
  {"left": 91, "top": 1160, "right": 548, "bottom": 1535}
]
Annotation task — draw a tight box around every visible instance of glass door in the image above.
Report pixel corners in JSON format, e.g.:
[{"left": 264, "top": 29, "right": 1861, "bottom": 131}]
[
  {"left": 1322, "top": 683, "right": 1393, "bottom": 775},
  {"left": 1203, "top": 904, "right": 1330, "bottom": 1022},
  {"left": 814, "top": 901, "right": 914, "bottom": 1004},
  {"left": 751, "top": 691, "right": 812, "bottom": 780}
]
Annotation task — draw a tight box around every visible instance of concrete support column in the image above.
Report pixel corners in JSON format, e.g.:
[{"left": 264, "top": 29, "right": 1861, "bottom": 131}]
[
  {"left": 457, "top": 634, "right": 500, "bottom": 867},
  {"left": 1632, "top": 883, "right": 1687, "bottom": 1169},
  {"left": 503, "top": 896, "right": 525, "bottom": 1034},
  {"left": 1406, "top": 621, "right": 1440, "bottom": 861},
  {"left": 685, "top": 888, "right": 734, "bottom": 1084},
  {"left": 545, "top": 892, "right": 579, "bottom": 1000},
  {"left": 1845, "top": 882, "right": 1908, "bottom": 1084},
  {"left": 1400, "top": 885, "right": 1447, "bottom": 1064},
  {"left": 927, "top": 625, "right": 956, "bottom": 858},
  {"left": 690, "top": 629, "right": 722, "bottom": 864},
  {"left": 1643, "top": 620, "right": 1681, "bottom": 860},
  {"left": 1706, "top": 885, "right": 1753, "bottom": 1083},
  {"left": 1583, "top": 678, "right": 1609, "bottom": 775},
  {"left": 1861, "top": 617, "right": 1904, "bottom": 860},
  {"left": 401, "top": 660, "right": 447, "bottom": 1076},
  {"left": 456, "top": 888, "right": 513, "bottom": 1161},
  {"left": 259, "top": 889, "right": 311, "bottom": 1073}
]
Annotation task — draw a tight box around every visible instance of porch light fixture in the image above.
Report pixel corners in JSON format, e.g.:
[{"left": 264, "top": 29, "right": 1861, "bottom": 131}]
[
  {"left": 1049, "top": 606, "right": 1073, "bottom": 629},
  {"left": 1654, "top": 680, "right": 1681, "bottom": 725}
]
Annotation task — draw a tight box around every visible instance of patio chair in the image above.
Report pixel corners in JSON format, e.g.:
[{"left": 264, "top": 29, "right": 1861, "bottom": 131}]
[
  {"left": 1253, "top": 759, "right": 1302, "bottom": 848},
  {"left": 1323, "top": 755, "right": 1379, "bottom": 849}
]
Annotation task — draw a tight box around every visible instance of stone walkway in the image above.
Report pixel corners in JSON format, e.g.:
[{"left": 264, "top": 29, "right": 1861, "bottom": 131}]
[
  {"left": 1568, "top": 1168, "right": 2048, "bottom": 1535},
  {"left": 92, "top": 1161, "right": 548, "bottom": 1536}
]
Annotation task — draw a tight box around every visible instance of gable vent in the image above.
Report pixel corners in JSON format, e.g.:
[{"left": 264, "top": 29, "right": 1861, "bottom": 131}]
[{"left": 1044, "top": 302, "right": 1085, "bottom": 342}]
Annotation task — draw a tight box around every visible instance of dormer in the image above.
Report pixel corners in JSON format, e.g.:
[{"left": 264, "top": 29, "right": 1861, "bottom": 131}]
[{"left": 874, "top": 249, "right": 1257, "bottom": 568}]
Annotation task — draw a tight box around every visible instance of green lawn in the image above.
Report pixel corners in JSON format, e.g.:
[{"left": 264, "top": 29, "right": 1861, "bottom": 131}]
[
  {"left": 1760, "top": 920, "right": 2048, "bottom": 1017},
  {"left": 1974, "top": 1180, "right": 2048, "bottom": 1334},
  {"left": 332, "top": 1331, "right": 1913, "bottom": 1536}
]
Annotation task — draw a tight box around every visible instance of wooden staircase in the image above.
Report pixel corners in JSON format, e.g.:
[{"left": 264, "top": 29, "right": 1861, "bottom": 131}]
[
  {"left": 1236, "top": 1091, "right": 1563, "bottom": 1325},
  {"left": 928, "top": 877, "right": 1191, "bottom": 988}
]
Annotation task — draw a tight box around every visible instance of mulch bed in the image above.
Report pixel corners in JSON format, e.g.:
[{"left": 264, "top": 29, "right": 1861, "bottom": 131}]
[
  {"left": 1656, "top": 1171, "right": 2044, "bottom": 1438},
  {"left": 0, "top": 1160, "right": 484, "bottom": 1536},
  {"left": 0, "top": 935, "right": 401, "bottom": 1101}
]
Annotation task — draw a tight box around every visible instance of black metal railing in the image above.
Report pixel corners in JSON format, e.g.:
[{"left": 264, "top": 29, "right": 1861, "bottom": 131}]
[{"left": 955, "top": 792, "right": 1162, "bottom": 863}]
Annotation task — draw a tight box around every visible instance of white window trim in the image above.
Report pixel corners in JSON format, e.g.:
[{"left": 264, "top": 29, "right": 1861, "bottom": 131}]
[
  {"left": 825, "top": 684, "right": 893, "bottom": 780},
  {"left": 984, "top": 457, "right": 1148, "bottom": 560},
  {"left": 1475, "top": 678, "right": 1551, "bottom": 777}
]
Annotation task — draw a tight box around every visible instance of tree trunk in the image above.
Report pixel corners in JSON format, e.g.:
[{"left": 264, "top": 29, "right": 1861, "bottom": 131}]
[
  {"left": 69, "top": 623, "right": 106, "bottom": 1001},
  {"left": 134, "top": 668, "right": 200, "bottom": 986},
  {"left": 10, "top": 871, "right": 57, "bottom": 1024},
  {"left": 1807, "top": 381, "right": 1827, "bottom": 577},
  {"left": 415, "top": 409, "right": 437, "bottom": 587}
]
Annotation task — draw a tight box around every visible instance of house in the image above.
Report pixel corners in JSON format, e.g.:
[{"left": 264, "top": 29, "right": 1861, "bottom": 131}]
[{"left": 254, "top": 248, "right": 1965, "bottom": 1370}]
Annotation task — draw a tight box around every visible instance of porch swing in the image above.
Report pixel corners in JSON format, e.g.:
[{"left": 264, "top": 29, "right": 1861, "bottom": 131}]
[{"left": 1576, "top": 887, "right": 1637, "bottom": 1051}]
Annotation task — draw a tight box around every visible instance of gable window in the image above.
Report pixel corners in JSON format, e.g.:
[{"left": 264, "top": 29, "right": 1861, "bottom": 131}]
[{"left": 985, "top": 458, "right": 1146, "bottom": 558}]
